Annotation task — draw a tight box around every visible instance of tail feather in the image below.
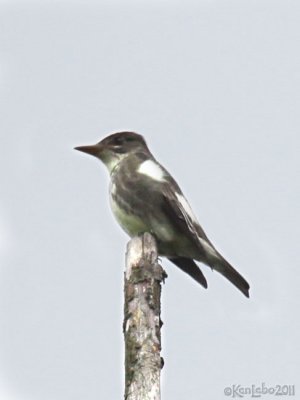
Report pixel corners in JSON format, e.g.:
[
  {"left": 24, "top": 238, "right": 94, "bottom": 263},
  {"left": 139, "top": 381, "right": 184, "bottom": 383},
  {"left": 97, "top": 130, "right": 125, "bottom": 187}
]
[
  {"left": 212, "top": 256, "right": 250, "bottom": 298},
  {"left": 168, "top": 257, "right": 208, "bottom": 289}
]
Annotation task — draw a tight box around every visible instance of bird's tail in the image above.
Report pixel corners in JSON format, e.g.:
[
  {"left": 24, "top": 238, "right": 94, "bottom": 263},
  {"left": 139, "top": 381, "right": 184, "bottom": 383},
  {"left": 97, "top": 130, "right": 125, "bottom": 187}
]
[
  {"left": 211, "top": 254, "right": 250, "bottom": 298},
  {"left": 168, "top": 257, "right": 208, "bottom": 289}
]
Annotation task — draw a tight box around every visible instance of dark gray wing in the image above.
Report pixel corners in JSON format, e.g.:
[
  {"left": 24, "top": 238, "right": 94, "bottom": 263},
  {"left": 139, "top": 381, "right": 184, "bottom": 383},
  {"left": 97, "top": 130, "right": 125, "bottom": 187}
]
[
  {"left": 162, "top": 184, "right": 250, "bottom": 297},
  {"left": 161, "top": 184, "right": 215, "bottom": 258}
]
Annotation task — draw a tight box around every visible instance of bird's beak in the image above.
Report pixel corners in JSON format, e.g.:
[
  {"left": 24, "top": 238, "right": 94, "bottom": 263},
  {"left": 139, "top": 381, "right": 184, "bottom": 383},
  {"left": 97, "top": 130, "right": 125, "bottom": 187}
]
[{"left": 74, "top": 143, "right": 103, "bottom": 157}]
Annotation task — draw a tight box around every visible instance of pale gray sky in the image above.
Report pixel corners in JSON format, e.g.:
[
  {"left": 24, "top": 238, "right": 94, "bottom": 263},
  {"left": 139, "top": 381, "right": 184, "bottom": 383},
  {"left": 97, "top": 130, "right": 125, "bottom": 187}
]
[{"left": 0, "top": 1, "right": 299, "bottom": 399}]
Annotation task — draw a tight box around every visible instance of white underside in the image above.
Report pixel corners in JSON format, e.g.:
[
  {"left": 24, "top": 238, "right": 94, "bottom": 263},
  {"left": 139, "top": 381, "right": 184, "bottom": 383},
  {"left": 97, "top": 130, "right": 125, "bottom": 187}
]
[
  {"left": 109, "top": 195, "right": 148, "bottom": 237},
  {"left": 109, "top": 190, "right": 174, "bottom": 242}
]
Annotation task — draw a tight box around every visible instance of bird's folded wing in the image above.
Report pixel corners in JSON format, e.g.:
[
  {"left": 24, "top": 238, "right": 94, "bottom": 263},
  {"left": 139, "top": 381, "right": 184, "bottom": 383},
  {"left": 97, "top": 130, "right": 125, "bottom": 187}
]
[{"left": 161, "top": 185, "right": 212, "bottom": 254}]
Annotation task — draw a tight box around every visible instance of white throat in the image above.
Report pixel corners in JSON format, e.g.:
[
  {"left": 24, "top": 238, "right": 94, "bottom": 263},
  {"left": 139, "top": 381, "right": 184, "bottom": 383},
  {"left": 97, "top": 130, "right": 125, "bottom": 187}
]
[{"left": 101, "top": 153, "right": 123, "bottom": 174}]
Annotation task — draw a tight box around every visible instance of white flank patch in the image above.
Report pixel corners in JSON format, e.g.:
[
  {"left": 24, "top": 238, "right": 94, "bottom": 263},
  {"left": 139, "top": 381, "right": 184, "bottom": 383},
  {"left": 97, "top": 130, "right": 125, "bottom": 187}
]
[
  {"left": 138, "top": 160, "right": 165, "bottom": 182},
  {"left": 175, "top": 192, "right": 198, "bottom": 223}
]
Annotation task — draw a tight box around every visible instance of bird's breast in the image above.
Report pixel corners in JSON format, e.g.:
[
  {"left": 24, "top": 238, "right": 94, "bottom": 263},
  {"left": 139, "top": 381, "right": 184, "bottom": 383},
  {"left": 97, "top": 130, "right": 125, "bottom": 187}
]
[{"left": 109, "top": 182, "right": 149, "bottom": 237}]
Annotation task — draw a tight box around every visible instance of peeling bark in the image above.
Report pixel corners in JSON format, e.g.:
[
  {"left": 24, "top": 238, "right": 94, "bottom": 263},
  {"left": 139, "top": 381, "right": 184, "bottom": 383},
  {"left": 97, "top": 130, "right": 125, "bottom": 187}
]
[{"left": 124, "top": 233, "right": 167, "bottom": 400}]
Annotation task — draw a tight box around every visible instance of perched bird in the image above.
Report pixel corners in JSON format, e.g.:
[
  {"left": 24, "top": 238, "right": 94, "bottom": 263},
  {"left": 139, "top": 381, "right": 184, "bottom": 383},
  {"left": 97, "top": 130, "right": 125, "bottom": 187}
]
[{"left": 75, "top": 131, "right": 250, "bottom": 297}]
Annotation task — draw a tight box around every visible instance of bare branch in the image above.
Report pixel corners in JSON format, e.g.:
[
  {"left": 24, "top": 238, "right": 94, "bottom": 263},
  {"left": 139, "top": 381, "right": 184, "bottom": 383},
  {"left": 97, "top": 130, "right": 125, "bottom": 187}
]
[{"left": 124, "top": 233, "right": 166, "bottom": 400}]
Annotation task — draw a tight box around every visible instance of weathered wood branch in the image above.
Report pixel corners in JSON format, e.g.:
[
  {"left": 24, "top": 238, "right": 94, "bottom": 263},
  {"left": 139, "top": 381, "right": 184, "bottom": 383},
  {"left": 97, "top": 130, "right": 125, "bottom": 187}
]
[{"left": 124, "top": 233, "right": 167, "bottom": 400}]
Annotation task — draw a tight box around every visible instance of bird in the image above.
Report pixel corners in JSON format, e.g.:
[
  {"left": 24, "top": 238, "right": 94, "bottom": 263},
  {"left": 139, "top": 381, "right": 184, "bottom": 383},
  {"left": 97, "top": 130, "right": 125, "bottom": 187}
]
[{"left": 75, "top": 131, "right": 250, "bottom": 297}]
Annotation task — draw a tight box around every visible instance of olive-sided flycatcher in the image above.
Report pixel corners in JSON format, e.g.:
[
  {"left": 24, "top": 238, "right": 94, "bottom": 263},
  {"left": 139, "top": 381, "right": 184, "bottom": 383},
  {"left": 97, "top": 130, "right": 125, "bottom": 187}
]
[{"left": 75, "top": 131, "right": 250, "bottom": 297}]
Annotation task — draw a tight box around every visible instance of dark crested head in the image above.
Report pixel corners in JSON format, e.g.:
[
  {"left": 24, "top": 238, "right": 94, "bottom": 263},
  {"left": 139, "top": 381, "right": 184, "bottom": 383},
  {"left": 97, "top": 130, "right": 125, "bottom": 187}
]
[
  {"left": 99, "top": 131, "right": 148, "bottom": 153},
  {"left": 74, "top": 131, "right": 149, "bottom": 173}
]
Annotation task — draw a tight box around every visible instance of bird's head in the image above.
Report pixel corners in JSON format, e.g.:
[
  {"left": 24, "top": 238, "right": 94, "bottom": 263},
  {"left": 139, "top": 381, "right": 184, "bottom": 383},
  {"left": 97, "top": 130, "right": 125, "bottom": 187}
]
[{"left": 75, "top": 131, "right": 149, "bottom": 173}]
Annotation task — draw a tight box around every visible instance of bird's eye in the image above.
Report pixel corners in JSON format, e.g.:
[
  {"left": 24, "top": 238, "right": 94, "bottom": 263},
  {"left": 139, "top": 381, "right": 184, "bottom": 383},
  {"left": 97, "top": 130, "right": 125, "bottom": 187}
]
[
  {"left": 125, "top": 137, "right": 135, "bottom": 142},
  {"left": 113, "top": 137, "right": 124, "bottom": 146}
]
